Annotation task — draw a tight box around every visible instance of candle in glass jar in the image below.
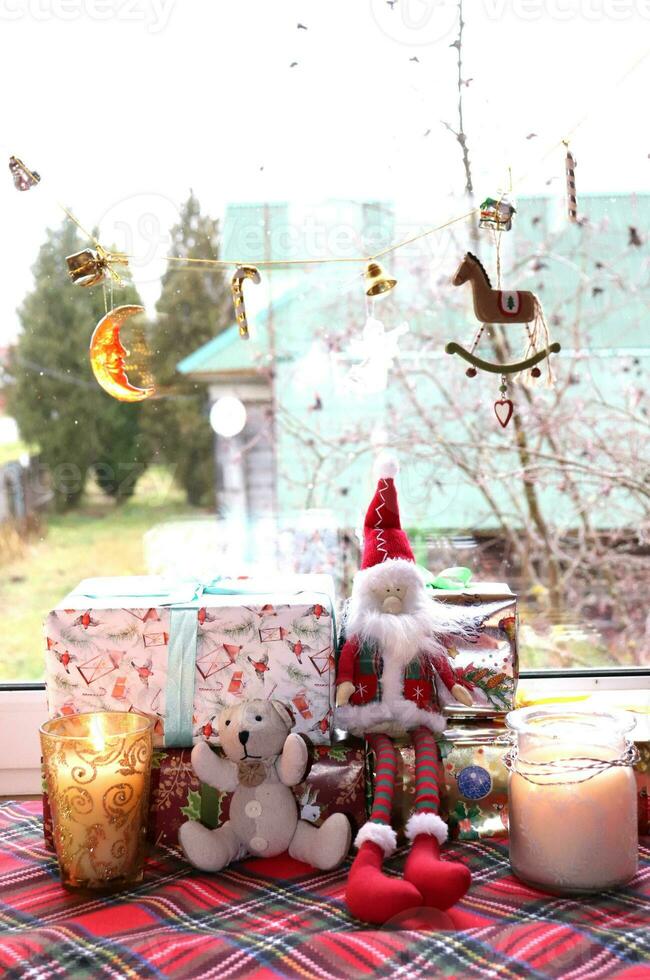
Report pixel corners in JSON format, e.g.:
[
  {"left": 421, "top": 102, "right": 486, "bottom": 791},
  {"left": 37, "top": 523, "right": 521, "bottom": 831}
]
[
  {"left": 506, "top": 708, "right": 639, "bottom": 894},
  {"left": 41, "top": 711, "right": 153, "bottom": 890}
]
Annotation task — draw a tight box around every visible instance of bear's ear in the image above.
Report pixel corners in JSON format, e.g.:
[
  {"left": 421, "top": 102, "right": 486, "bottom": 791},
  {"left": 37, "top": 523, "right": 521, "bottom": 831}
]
[{"left": 271, "top": 700, "right": 294, "bottom": 731}]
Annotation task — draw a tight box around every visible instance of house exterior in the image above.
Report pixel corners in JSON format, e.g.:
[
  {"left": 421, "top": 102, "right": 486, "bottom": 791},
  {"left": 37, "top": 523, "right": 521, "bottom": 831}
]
[{"left": 178, "top": 195, "right": 649, "bottom": 536}]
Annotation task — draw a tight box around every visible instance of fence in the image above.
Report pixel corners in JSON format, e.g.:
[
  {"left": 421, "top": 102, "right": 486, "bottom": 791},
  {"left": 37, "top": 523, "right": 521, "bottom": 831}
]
[{"left": 0, "top": 457, "right": 51, "bottom": 561}]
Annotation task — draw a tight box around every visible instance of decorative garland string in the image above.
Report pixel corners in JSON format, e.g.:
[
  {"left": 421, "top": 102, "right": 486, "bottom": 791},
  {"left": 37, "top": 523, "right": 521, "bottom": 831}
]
[{"left": 504, "top": 741, "right": 638, "bottom": 786}]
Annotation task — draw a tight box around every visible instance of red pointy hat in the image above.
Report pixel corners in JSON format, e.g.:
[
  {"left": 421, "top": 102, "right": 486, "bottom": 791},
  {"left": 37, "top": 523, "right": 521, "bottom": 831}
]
[{"left": 361, "top": 455, "right": 415, "bottom": 569}]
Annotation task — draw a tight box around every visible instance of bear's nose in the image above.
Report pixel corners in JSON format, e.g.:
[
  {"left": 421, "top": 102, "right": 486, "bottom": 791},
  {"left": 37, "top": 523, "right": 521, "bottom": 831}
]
[{"left": 238, "top": 730, "right": 249, "bottom": 745}]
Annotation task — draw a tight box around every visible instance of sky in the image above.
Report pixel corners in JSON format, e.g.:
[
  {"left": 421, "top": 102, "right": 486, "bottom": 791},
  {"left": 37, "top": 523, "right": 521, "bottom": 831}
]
[{"left": 0, "top": 0, "right": 648, "bottom": 345}]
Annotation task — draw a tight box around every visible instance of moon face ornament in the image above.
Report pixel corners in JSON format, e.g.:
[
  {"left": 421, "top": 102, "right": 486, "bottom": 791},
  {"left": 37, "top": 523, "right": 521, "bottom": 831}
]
[{"left": 89, "top": 305, "right": 155, "bottom": 402}]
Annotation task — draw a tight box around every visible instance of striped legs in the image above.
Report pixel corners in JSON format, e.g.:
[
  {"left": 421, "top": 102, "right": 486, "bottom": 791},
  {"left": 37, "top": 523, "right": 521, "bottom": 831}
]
[
  {"left": 404, "top": 726, "right": 471, "bottom": 909},
  {"left": 413, "top": 725, "right": 444, "bottom": 816},
  {"left": 367, "top": 733, "right": 398, "bottom": 825},
  {"left": 346, "top": 726, "right": 472, "bottom": 922},
  {"left": 346, "top": 732, "right": 420, "bottom": 923}
]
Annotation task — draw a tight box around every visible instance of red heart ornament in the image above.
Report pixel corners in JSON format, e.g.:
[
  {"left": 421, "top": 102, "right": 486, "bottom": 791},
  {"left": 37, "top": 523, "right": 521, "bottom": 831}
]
[{"left": 494, "top": 398, "right": 514, "bottom": 428}]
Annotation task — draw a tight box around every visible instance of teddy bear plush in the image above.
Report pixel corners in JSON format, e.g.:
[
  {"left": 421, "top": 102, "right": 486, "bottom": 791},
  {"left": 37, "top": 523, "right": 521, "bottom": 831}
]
[{"left": 179, "top": 699, "right": 352, "bottom": 872}]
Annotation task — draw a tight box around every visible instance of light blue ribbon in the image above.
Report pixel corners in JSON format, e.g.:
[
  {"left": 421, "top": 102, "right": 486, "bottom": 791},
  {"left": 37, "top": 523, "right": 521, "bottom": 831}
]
[
  {"left": 166, "top": 607, "right": 199, "bottom": 746},
  {"left": 70, "top": 575, "right": 336, "bottom": 748}
]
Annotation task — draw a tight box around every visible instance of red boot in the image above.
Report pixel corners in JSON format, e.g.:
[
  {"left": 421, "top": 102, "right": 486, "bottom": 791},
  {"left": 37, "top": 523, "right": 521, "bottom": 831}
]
[
  {"left": 403, "top": 814, "right": 471, "bottom": 910},
  {"left": 346, "top": 825, "right": 423, "bottom": 925}
]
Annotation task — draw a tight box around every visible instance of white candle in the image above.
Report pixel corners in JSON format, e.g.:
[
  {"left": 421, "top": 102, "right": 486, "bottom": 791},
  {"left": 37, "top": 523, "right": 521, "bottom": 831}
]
[
  {"left": 42, "top": 712, "right": 153, "bottom": 889},
  {"left": 509, "top": 740, "right": 638, "bottom": 892}
]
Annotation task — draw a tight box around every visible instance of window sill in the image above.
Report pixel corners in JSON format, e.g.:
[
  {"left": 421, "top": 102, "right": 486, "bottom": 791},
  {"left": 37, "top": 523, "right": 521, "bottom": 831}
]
[{"left": 0, "top": 671, "right": 647, "bottom": 795}]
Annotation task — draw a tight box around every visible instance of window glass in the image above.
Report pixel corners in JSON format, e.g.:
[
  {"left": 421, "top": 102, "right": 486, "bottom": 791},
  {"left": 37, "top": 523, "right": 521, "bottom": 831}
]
[{"left": 1, "top": 3, "right": 648, "bottom": 682}]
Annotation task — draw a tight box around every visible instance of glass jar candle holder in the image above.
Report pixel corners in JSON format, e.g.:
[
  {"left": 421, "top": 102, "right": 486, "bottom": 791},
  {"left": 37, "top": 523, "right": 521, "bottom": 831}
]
[
  {"left": 40, "top": 711, "right": 154, "bottom": 892},
  {"left": 505, "top": 706, "right": 638, "bottom": 895}
]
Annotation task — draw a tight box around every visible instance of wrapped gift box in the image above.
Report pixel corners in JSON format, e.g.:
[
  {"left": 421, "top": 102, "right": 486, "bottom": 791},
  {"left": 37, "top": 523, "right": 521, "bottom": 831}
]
[
  {"left": 43, "top": 738, "right": 368, "bottom": 852},
  {"left": 438, "top": 723, "right": 510, "bottom": 840},
  {"left": 44, "top": 574, "right": 336, "bottom": 747},
  {"left": 428, "top": 576, "right": 518, "bottom": 718},
  {"left": 364, "top": 723, "right": 510, "bottom": 843}
]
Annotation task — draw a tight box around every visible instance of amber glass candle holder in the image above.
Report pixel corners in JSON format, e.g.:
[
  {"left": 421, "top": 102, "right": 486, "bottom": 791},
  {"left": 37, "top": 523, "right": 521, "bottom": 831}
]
[{"left": 40, "top": 711, "right": 154, "bottom": 891}]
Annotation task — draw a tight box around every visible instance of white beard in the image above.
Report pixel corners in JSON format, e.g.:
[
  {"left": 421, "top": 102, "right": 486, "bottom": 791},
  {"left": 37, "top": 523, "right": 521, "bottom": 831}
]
[{"left": 347, "top": 605, "right": 441, "bottom": 669}]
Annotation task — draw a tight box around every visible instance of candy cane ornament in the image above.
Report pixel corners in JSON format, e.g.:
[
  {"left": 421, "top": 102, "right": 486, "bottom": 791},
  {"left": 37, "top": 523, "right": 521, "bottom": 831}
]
[
  {"left": 564, "top": 142, "right": 578, "bottom": 223},
  {"left": 231, "top": 265, "right": 261, "bottom": 340}
]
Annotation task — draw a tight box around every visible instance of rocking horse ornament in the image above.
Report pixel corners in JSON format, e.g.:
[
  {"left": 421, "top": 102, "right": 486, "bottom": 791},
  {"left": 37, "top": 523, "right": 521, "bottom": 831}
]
[{"left": 446, "top": 252, "right": 560, "bottom": 428}]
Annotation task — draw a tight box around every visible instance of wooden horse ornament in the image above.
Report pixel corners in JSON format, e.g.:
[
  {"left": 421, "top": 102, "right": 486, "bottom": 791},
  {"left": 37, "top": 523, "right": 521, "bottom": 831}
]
[{"left": 446, "top": 252, "right": 560, "bottom": 428}]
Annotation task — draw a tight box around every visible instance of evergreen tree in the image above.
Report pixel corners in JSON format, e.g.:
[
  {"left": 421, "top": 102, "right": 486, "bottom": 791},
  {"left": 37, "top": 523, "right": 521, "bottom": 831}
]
[
  {"left": 8, "top": 218, "right": 150, "bottom": 509},
  {"left": 143, "top": 192, "right": 232, "bottom": 506}
]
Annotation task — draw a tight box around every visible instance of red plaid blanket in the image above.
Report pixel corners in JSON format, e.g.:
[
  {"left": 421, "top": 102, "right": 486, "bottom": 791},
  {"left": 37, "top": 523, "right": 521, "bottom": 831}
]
[{"left": 0, "top": 801, "right": 648, "bottom": 979}]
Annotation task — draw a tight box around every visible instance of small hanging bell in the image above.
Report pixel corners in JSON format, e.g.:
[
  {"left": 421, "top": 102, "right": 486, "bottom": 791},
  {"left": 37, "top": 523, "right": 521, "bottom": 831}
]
[{"left": 364, "top": 261, "right": 397, "bottom": 297}]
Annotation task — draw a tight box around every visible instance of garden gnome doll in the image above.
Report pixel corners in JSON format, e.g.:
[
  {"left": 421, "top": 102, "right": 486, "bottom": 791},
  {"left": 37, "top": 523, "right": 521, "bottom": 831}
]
[{"left": 336, "top": 456, "right": 473, "bottom": 924}]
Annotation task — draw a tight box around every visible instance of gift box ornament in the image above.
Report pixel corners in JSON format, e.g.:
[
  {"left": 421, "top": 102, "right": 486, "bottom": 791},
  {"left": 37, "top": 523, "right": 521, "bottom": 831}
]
[
  {"left": 44, "top": 739, "right": 367, "bottom": 852},
  {"left": 44, "top": 574, "right": 336, "bottom": 747},
  {"left": 426, "top": 568, "right": 518, "bottom": 718}
]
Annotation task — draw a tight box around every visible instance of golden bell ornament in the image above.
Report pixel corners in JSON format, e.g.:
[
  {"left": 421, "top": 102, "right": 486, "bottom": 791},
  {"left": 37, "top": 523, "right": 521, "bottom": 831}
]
[{"left": 364, "top": 261, "right": 397, "bottom": 297}]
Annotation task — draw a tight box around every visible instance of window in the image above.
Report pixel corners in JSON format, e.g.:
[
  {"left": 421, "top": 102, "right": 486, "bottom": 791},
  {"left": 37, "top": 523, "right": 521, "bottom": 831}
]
[{"left": 1, "top": 4, "right": 648, "bottom": 790}]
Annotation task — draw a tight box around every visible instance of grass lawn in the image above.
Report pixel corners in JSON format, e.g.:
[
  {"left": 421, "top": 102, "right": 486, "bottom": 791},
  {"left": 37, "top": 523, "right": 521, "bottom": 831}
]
[{"left": 0, "top": 468, "right": 204, "bottom": 682}]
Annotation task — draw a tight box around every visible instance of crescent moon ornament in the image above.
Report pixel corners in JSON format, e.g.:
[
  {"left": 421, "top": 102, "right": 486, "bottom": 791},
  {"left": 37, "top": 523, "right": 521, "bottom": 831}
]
[
  {"left": 231, "top": 265, "right": 261, "bottom": 340},
  {"left": 89, "top": 305, "right": 155, "bottom": 402}
]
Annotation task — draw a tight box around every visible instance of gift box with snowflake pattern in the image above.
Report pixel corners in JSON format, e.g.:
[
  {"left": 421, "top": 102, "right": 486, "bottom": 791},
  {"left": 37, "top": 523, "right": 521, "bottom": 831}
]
[{"left": 44, "top": 574, "right": 336, "bottom": 747}]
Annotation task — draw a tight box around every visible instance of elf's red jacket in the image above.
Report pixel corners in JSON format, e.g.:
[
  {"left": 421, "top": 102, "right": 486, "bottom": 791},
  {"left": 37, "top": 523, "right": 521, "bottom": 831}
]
[{"left": 336, "top": 634, "right": 462, "bottom": 711}]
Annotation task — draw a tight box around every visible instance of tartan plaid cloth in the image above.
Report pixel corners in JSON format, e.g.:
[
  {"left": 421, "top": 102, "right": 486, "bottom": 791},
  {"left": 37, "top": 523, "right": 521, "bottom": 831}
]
[{"left": 0, "top": 802, "right": 648, "bottom": 979}]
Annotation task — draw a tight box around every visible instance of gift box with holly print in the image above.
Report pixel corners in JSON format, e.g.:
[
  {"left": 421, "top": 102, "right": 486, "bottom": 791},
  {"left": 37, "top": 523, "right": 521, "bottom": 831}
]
[
  {"left": 43, "top": 738, "right": 368, "bottom": 852},
  {"left": 437, "top": 722, "right": 511, "bottom": 840},
  {"left": 426, "top": 571, "right": 518, "bottom": 718},
  {"left": 44, "top": 574, "right": 337, "bottom": 748}
]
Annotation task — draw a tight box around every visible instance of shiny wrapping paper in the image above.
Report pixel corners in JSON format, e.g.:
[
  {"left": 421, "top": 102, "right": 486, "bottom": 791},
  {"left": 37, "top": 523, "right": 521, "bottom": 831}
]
[
  {"left": 365, "top": 725, "right": 511, "bottom": 843},
  {"left": 44, "top": 739, "right": 368, "bottom": 852},
  {"left": 438, "top": 724, "right": 511, "bottom": 840},
  {"left": 434, "top": 583, "right": 519, "bottom": 719},
  {"left": 635, "top": 738, "right": 649, "bottom": 836}
]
